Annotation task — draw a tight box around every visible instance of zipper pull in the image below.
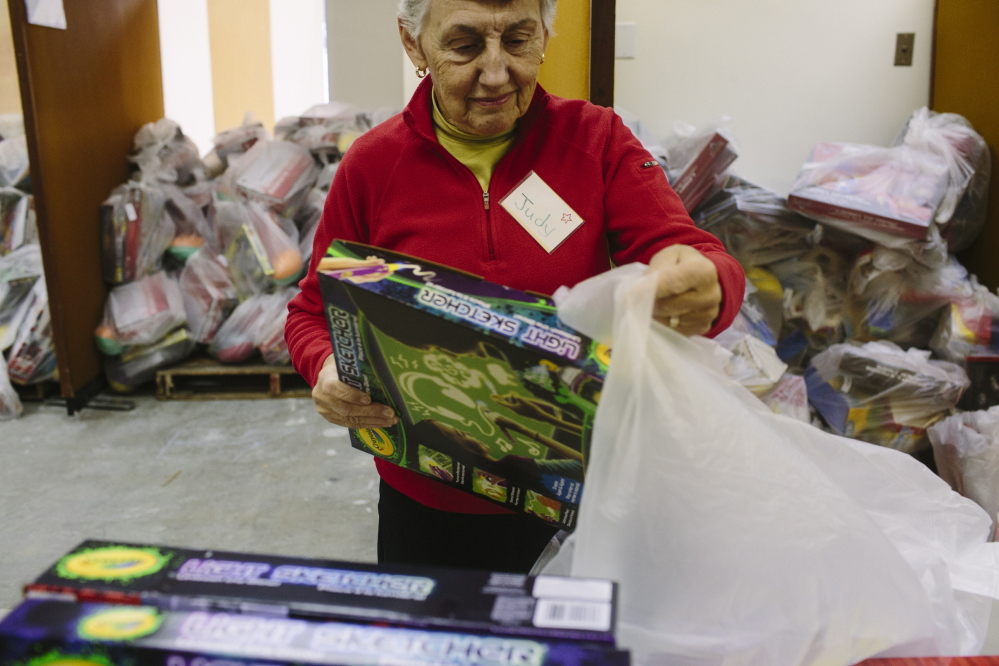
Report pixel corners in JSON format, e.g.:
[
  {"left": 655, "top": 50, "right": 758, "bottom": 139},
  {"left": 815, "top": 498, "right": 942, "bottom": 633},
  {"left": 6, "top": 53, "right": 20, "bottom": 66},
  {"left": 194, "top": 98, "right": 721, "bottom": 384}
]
[{"left": 483, "top": 191, "right": 490, "bottom": 210}]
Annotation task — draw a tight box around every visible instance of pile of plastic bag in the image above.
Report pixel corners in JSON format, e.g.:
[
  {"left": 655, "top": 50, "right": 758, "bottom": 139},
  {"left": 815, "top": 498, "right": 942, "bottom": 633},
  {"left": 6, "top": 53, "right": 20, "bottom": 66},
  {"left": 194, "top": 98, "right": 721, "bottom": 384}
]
[
  {"left": 1, "top": 115, "right": 52, "bottom": 421},
  {"left": 93, "top": 104, "right": 392, "bottom": 391},
  {"left": 787, "top": 107, "right": 990, "bottom": 268},
  {"left": 672, "top": 107, "right": 998, "bottom": 548}
]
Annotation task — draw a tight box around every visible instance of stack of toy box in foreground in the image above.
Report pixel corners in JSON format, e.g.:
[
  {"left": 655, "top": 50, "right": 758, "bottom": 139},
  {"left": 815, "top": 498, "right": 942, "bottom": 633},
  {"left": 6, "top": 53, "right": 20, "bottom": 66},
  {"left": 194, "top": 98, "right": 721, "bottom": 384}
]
[
  {"left": 317, "top": 241, "right": 609, "bottom": 531},
  {"left": 1, "top": 539, "right": 629, "bottom": 666}
]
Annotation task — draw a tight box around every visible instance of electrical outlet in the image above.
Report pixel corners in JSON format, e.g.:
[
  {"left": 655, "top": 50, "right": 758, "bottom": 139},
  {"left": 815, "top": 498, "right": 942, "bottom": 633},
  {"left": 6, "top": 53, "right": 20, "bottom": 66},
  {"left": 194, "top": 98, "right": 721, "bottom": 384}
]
[{"left": 895, "top": 33, "right": 915, "bottom": 66}]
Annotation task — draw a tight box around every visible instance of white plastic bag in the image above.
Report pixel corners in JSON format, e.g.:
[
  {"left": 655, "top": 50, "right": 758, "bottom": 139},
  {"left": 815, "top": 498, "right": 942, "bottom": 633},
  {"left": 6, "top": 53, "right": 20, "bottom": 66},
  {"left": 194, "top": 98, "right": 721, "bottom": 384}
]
[
  {"left": 179, "top": 249, "right": 237, "bottom": 344},
  {"left": 0, "top": 244, "right": 44, "bottom": 351},
  {"left": 549, "top": 264, "right": 999, "bottom": 666},
  {"left": 99, "top": 182, "right": 175, "bottom": 285},
  {"left": 929, "top": 409, "right": 999, "bottom": 541},
  {"left": 895, "top": 107, "right": 991, "bottom": 250},
  {"left": 208, "top": 291, "right": 293, "bottom": 363},
  {"left": 130, "top": 118, "right": 204, "bottom": 185},
  {"left": 0, "top": 135, "right": 30, "bottom": 188},
  {"left": 107, "top": 272, "right": 187, "bottom": 346},
  {"left": 6, "top": 277, "right": 56, "bottom": 384},
  {"left": 0, "top": 352, "right": 23, "bottom": 420},
  {"left": 255, "top": 288, "right": 297, "bottom": 365}
]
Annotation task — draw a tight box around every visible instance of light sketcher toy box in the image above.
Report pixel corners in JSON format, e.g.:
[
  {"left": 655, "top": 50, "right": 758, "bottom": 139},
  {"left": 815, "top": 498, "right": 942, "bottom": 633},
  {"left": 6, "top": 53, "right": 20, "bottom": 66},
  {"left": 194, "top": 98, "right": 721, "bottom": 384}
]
[
  {"left": 317, "top": 241, "right": 608, "bottom": 531},
  {"left": 24, "top": 540, "right": 617, "bottom": 644},
  {"left": 0, "top": 600, "right": 631, "bottom": 666}
]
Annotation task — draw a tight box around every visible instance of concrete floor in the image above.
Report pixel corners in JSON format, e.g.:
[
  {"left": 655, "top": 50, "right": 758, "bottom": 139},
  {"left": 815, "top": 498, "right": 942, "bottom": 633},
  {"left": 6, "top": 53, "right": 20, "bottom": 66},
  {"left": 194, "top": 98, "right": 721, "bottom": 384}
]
[
  {"left": 1, "top": 392, "right": 997, "bottom": 657},
  {"left": 0, "top": 393, "right": 379, "bottom": 613}
]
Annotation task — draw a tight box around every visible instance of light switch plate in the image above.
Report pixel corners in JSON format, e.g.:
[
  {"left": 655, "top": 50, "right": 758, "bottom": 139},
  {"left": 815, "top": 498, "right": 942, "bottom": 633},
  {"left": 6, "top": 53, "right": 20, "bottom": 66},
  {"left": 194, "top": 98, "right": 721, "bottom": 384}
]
[
  {"left": 895, "top": 33, "right": 915, "bottom": 66},
  {"left": 616, "top": 22, "right": 636, "bottom": 59}
]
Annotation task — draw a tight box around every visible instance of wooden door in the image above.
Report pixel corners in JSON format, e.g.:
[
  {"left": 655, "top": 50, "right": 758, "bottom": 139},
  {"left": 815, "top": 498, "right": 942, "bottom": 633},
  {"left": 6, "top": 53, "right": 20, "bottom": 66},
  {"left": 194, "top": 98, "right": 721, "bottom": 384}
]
[
  {"left": 535, "top": 0, "right": 615, "bottom": 106},
  {"left": 933, "top": 0, "right": 999, "bottom": 289},
  {"left": 7, "top": 0, "right": 164, "bottom": 412}
]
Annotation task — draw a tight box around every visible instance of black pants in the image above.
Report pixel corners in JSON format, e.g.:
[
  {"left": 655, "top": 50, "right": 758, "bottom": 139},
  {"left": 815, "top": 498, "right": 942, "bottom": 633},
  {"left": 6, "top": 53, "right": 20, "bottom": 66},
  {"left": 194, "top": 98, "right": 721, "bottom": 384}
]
[{"left": 377, "top": 480, "right": 560, "bottom": 573}]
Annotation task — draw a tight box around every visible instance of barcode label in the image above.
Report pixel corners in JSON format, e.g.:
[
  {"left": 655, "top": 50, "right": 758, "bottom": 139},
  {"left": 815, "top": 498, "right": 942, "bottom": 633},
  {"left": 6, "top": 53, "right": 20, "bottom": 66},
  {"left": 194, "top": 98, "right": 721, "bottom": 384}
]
[{"left": 533, "top": 599, "right": 612, "bottom": 631}]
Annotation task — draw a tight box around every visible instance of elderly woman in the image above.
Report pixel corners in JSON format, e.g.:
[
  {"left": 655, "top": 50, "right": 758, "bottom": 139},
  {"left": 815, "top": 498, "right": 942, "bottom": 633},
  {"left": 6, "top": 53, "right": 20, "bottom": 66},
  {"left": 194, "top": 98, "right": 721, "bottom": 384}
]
[{"left": 286, "top": 0, "right": 745, "bottom": 572}]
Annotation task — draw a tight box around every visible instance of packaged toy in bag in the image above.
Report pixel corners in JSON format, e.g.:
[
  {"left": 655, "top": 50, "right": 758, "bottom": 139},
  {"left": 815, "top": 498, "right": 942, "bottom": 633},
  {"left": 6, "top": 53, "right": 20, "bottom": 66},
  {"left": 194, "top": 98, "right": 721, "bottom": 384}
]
[
  {"left": 179, "top": 249, "right": 238, "bottom": 344},
  {"left": 806, "top": 341, "right": 968, "bottom": 453},
  {"left": 665, "top": 120, "right": 738, "bottom": 213},
  {"left": 105, "top": 272, "right": 187, "bottom": 347},
  {"left": 99, "top": 183, "right": 175, "bottom": 285}
]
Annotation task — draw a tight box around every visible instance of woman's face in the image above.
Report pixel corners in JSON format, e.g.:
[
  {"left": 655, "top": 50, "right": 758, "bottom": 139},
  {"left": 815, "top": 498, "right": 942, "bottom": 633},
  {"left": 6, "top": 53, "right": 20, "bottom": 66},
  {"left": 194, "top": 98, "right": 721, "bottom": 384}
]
[{"left": 402, "top": 0, "right": 549, "bottom": 136}]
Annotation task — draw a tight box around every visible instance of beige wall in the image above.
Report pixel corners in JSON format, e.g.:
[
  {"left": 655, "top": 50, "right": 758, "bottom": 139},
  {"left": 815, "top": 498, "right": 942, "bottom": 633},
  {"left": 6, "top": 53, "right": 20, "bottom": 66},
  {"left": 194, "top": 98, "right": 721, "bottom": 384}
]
[
  {"left": 207, "top": 0, "right": 275, "bottom": 131},
  {"left": 615, "top": 0, "right": 935, "bottom": 196},
  {"left": 326, "top": 0, "right": 404, "bottom": 108},
  {"left": 0, "top": 5, "right": 22, "bottom": 116}
]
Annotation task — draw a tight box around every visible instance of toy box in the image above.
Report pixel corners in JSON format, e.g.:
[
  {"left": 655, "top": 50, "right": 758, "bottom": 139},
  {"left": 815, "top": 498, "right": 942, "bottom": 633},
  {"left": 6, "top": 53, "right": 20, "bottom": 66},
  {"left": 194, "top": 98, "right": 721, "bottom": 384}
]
[
  {"left": 787, "top": 142, "right": 951, "bottom": 241},
  {"left": 317, "top": 241, "right": 609, "bottom": 531},
  {"left": 24, "top": 540, "right": 617, "bottom": 644},
  {"left": 668, "top": 131, "right": 738, "bottom": 213},
  {"left": 0, "top": 600, "right": 631, "bottom": 666}
]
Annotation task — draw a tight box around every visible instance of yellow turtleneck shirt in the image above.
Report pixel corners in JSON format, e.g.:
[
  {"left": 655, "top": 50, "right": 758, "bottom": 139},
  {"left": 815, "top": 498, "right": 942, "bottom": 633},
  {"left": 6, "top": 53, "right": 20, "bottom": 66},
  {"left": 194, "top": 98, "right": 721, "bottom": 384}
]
[{"left": 432, "top": 90, "right": 518, "bottom": 192}]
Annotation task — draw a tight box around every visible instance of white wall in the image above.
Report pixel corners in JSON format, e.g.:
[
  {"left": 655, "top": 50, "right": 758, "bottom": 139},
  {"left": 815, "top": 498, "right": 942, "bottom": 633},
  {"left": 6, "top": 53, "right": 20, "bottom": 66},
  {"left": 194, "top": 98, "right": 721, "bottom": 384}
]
[
  {"left": 159, "top": 0, "right": 329, "bottom": 155},
  {"left": 158, "top": 0, "right": 216, "bottom": 156},
  {"left": 614, "top": 0, "right": 935, "bottom": 196},
  {"left": 325, "top": 0, "right": 405, "bottom": 109},
  {"left": 271, "top": 0, "right": 329, "bottom": 121}
]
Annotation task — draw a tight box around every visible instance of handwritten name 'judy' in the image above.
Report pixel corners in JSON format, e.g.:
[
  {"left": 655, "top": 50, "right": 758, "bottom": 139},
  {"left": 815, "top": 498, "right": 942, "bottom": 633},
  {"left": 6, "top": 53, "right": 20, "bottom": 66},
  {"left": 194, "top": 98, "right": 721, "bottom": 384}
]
[{"left": 513, "top": 193, "right": 560, "bottom": 238}]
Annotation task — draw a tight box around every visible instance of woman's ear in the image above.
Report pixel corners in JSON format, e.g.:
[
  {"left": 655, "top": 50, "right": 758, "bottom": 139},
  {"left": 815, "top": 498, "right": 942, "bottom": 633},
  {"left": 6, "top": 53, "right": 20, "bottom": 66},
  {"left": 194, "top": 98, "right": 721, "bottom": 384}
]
[{"left": 399, "top": 21, "right": 427, "bottom": 70}]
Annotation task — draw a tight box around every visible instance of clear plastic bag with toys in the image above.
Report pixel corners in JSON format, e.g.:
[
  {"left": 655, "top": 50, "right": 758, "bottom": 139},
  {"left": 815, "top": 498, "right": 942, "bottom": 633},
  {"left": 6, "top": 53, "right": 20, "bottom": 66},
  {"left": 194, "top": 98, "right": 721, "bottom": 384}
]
[{"left": 806, "top": 340, "right": 969, "bottom": 453}]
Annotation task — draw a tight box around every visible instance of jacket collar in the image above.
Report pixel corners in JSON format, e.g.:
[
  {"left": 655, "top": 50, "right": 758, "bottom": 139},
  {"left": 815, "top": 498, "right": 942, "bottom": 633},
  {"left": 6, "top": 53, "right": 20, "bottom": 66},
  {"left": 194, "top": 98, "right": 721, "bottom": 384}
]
[{"left": 402, "top": 76, "right": 550, "bottom": 146}]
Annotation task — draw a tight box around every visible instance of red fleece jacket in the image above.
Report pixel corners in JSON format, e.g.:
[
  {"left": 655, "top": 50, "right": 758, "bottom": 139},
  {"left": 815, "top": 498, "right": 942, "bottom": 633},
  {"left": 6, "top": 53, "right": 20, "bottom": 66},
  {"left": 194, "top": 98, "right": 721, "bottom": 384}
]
[{"left": 286, "top": 78, "right": 745, "bottom": 514}]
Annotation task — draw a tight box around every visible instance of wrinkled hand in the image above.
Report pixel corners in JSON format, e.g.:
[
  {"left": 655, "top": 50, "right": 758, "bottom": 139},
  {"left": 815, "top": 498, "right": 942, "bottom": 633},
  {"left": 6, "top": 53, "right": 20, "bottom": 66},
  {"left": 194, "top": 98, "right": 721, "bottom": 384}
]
[
  {"left": 649, "top": 245, "right": 722, "bottom": 336},
  {"left": 313, "top": 354, "right": 397, "bottom": 428}
]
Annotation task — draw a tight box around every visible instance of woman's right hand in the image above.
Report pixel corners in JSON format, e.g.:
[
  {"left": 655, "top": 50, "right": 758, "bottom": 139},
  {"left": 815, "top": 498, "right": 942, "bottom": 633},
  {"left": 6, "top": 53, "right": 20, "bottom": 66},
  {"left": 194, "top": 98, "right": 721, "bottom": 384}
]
[{"left": 313, "top": 354, "right": 398, "bottom": 428}]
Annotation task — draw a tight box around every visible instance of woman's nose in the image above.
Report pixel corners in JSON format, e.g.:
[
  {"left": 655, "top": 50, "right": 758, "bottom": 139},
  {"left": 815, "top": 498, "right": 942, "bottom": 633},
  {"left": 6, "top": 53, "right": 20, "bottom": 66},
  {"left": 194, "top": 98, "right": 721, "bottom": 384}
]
[{"left": 479, "top": 40, "right": 511, "bottom": 88}]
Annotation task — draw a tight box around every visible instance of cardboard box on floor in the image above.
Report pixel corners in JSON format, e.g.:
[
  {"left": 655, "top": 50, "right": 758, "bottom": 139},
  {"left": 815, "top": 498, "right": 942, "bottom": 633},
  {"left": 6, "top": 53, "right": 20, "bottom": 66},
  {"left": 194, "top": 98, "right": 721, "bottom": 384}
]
[
  {"left": 0, "top": 599, "right": 631, "bottom": 666},
  {"left": 318, "top": 241, "right": 609, "bottom": 531},
  {"left": 24, "top": 539, "right": 618, "bottom": 644}
]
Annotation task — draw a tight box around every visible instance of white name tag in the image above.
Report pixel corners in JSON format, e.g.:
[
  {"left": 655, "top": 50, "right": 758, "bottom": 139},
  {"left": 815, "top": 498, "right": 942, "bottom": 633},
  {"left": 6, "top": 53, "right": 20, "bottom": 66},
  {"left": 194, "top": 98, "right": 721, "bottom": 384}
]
[{"left": 500, "top": 172, "right": 584, "bottom": 253}]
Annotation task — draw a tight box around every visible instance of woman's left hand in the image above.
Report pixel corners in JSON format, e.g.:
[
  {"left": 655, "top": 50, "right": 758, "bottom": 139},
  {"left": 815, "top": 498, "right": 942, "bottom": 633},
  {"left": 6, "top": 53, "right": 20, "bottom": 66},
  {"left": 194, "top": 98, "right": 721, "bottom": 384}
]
[{"left": 648, "top": 245, "right": 723, "bottom": 336}]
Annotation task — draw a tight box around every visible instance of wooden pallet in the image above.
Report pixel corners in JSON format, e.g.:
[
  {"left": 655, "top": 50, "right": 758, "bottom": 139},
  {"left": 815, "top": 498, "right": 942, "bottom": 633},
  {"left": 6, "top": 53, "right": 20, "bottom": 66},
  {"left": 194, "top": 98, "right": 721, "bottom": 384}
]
[
  {"left": 155, "top": 357, "right": 312, "bottom": 401},
  {"left": 13, "top": 380, "right": 58, "bottom": 402}
]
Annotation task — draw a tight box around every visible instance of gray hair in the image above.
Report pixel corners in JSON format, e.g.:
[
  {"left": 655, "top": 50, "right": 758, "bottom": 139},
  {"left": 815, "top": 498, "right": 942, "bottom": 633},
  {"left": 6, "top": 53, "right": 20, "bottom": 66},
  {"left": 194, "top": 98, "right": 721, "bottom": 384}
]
[{"left": 398, "top": 0, "right": 556, "bottom": 40}]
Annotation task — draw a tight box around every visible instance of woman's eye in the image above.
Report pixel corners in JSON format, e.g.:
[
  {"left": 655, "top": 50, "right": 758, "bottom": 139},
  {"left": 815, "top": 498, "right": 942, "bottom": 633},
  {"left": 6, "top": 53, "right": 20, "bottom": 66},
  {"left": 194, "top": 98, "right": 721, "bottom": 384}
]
[{"left": 505, "top": 37, "right": 532, "bottom": 51}]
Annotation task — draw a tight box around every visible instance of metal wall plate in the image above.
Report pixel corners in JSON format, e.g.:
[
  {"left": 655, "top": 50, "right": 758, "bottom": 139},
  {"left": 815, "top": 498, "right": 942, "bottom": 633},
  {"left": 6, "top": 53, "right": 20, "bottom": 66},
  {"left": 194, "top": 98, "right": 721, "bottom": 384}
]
[{"left": 895, "top": 33, "right": 915, "bottom": 66}]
